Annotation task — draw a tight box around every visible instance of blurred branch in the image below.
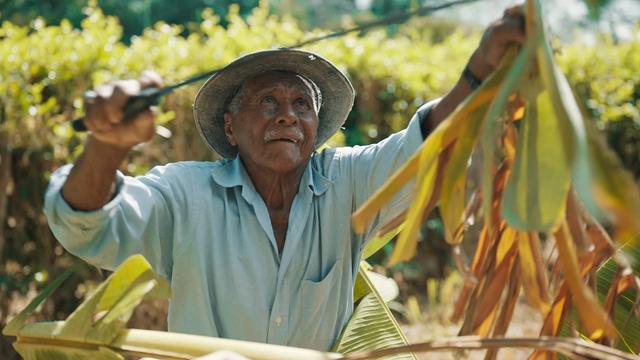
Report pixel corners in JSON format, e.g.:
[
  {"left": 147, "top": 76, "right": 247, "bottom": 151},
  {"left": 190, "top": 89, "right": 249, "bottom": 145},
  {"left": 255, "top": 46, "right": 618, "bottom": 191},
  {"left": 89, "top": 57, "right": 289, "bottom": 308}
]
[
  {"left": 340, "top": 336, "right": 638, "bottom": 360},
  {"left": 0, "top": 129, "right": 11, "bottom": 263}
]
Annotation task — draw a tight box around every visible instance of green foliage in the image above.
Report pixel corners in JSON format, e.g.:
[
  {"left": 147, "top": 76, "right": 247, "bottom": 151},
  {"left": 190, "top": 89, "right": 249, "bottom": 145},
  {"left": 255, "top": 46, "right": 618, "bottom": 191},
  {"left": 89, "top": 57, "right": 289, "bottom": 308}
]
[
  {"left": 6, "top": 254, "right": 406, "bottom": 359},
  {"left": 558, "top": 31, "right": 640, "bottom": 178},
  {"left": 0, "top": 0, "right": 261, "bottom": 41},
  {"left": 0, "top": 1, "right": 475, "bottom": 157},
  {"left": 334, "top": 263, "right": 416, "bottom": 359},
  {"left": 5, "top": 255, "right": 171, "bottom": 360},
  {"left": 595, "top": 243, "right": 640, "bottom": 353}
]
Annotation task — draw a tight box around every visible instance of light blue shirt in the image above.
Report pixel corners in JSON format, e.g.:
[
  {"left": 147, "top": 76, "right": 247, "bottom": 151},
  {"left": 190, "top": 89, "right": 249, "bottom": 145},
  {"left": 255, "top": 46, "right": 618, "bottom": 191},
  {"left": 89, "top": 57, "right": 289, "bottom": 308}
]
[{"left": 44, "top": 103, "right": 432, "bottom": 351}]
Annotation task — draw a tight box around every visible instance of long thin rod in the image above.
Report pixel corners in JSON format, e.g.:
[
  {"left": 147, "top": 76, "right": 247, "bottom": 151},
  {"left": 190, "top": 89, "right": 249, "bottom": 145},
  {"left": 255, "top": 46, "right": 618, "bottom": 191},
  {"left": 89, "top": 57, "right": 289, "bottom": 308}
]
[
  {"left": 72, "top": 0, "right": 482, "bottom": 131},
  {"left": 171, "top": 0, "right": 481, "bottom": 90}
]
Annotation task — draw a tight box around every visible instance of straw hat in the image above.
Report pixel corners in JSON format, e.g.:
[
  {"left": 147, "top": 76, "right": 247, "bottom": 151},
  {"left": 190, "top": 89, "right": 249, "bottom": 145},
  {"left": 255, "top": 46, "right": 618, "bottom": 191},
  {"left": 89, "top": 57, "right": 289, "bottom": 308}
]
[{"left": 193, "top": 48, "right": 355, "bottom": 158}]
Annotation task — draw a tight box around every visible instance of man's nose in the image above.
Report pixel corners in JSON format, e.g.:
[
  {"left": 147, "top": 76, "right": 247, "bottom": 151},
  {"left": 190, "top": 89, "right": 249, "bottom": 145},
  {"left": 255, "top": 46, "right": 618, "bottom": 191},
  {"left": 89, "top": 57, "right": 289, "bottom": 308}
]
[{"left": 275, "top": 103, "right": 298, "bottom": 125}]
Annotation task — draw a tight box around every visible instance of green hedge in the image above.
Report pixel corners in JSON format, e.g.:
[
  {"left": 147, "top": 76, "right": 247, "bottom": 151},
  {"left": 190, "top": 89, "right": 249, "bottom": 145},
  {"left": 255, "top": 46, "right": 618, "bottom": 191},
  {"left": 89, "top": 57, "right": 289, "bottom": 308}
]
[
  {"left": 558, "top": 32, "right": 640, "bottom": 177},
  {"left": 0, "top": 4, "right": 477, "bottom": 162}
]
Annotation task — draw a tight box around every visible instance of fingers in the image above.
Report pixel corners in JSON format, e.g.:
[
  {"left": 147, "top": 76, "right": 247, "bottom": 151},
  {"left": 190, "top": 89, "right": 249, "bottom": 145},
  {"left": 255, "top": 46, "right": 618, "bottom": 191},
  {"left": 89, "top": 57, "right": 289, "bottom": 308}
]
[
  {"left": 482, "top": 9, "right": 526, "bottom": 50},
  {"left": 467, "top": 4, "right": 528, "bottom": 81},
  {"left": 83, "top": 93, "right": 110, "bottom": 133},
  {"left": 85, "top": 80, "right": 140, "bottom": 128},
  {"left": 111, "top": 108, "right": 156, "bottom": 143},
  {"left": 84, "top": 71, "right": 160, "bottom": 126},
  {"left": 90, "top": 108, "right": 157, "bottom": 149},
  {"left": 139, "top": 70, "right": 164, "bottom": 89},
  {"left": 493, "top": 15, "right": 526, "bottom": 45},
  {"left": 108, "top": 80, "right": 141, "bottom": 124},
  {"left": 503, "top": 4, "right": 524, "bottom": 18},
  {"left": 500, "top": 2, "right": 526, "bottom": 40},
  {"left": 81, "top": 70, "right": 162, "bottom": 149}
]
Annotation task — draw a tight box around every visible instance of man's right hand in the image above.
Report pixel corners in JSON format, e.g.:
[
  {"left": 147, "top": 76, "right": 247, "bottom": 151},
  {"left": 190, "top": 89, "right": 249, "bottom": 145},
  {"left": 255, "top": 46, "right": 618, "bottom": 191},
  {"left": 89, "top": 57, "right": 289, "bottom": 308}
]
[
  {"left": 61, "top": 71, "right": 163, "bottom": 211},
  {"left": 83, "top": 71, "right": 163, "bottom": 150}
]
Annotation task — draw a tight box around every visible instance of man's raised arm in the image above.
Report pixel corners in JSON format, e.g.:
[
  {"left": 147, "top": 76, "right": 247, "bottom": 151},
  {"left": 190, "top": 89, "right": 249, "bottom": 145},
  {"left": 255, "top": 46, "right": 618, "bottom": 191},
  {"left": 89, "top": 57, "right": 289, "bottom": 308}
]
[
  {"left": 45, "top": 71, "right": 181, "bottom": 276},
  {"left": 62, "top": 71, "right": 162, "bottom": 210}
]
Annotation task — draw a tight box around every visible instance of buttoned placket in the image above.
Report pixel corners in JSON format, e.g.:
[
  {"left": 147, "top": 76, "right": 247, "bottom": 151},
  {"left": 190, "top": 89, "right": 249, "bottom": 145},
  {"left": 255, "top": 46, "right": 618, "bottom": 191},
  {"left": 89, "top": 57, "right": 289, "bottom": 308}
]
[
  {"left": 265, "top": 175, "right": 316, "bottom": 345},
  {"left": 215, "top": 156, "right": 331, "bottom": 346}
]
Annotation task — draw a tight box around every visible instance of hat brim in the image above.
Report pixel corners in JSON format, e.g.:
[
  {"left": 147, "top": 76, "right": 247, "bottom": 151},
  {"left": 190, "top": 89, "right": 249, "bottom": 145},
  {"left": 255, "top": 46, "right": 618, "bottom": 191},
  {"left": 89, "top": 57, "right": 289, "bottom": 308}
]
[{"left": 193, "top": 49, "right": 355, "bottom": 158}]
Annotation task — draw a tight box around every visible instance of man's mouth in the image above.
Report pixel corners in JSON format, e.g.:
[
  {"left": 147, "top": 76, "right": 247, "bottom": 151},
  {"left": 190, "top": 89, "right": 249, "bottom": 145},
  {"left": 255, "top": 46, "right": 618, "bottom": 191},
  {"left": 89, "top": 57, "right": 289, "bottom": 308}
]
[
  {"left": 269, "top": 137, "right": 298, "bottom": 143},
  {"left": 265, "top": 131, "right": 303, "bottom": 144}
]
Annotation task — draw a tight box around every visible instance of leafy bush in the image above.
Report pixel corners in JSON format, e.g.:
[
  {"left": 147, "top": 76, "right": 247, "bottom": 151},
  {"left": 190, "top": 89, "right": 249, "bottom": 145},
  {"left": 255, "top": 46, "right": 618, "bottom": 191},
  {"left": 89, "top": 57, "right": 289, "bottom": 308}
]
[{"left": 558, "top": 31, "right": 640, "bottom": 177}]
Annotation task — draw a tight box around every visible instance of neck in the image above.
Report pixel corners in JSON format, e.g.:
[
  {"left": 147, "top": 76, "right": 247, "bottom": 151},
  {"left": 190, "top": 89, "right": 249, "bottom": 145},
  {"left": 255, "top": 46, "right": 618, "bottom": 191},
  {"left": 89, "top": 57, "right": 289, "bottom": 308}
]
[{"left": 240, "top": 158, "right": 306, "bottom": 211}]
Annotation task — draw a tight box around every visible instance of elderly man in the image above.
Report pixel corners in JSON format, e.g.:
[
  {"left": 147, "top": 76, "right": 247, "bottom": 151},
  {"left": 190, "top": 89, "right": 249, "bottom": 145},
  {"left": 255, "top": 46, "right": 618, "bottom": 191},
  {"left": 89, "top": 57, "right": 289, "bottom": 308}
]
[{"left": 44, "top": 7, "right": 525, "bottom": 351}]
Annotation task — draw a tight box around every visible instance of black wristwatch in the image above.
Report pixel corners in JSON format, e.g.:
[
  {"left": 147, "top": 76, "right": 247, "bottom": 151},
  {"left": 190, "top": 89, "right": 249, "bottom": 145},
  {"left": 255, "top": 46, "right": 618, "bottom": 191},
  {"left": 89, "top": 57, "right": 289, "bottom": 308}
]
[{"left": 462, "top": 64, "right": 483, "bottom": 90}]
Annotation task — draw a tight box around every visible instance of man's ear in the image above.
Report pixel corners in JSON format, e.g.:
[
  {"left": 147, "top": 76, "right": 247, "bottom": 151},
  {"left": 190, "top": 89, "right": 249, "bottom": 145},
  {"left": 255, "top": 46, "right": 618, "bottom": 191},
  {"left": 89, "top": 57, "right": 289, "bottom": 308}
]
[{"left": 223, "top": 112, "right": 237, "bottom": 146}]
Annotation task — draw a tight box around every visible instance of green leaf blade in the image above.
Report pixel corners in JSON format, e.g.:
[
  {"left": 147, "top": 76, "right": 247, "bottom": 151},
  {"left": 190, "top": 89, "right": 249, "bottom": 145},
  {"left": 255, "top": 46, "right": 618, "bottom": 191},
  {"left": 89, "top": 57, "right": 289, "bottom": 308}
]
[
  {"left": 595, "top": 243, "right": 640, "bottom": 353},
  {"left": 502, "top": 90, "right": 572, "bottom": 230},
  {"left": 3, "top": 266, "right": 75, "bottom": 337},
  {"left": 13, "top": 343, "right": 124, "bottom": 360},
  {"left": 334, "top": 263, "right": 416, "bottom": 359},
  {"left": 55, "top": 255, "right": 167, "bottom": 343}
]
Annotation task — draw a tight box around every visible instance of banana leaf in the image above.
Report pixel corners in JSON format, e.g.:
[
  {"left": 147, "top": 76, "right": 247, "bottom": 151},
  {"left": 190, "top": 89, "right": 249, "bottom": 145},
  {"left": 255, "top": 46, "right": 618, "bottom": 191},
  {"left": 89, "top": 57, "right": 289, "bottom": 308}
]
[
  {"left": 4, "top": 255, "right": 171, "bottom": 360},
  {"left": 361, "top": 223, "right": 405, "bottom": 261},
  {"left": 593, "top": 242, "right": 640, "bottom": 353},
  {"left": 3, "top": 254, "right": 343, "bottom": 360},
  {"left": 502, "top": 85, "right": 573, "bottom": 231},
  {"left": 333, "top": 262, "right": 416, "bottom": 359},
  {"left": 4, "top": 253, "right": 414, "bottom": 360}
]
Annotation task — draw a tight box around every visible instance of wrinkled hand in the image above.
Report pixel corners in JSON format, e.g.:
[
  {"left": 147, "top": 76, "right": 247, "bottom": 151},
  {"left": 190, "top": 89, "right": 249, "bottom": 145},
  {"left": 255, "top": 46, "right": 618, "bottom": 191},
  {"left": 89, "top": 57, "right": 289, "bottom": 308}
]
[
  {"left": 467, "top": 5, "right": 526, "bottom": 82},
  {"left": 82, "top": 70, "right": 163, "bottom": 150}
]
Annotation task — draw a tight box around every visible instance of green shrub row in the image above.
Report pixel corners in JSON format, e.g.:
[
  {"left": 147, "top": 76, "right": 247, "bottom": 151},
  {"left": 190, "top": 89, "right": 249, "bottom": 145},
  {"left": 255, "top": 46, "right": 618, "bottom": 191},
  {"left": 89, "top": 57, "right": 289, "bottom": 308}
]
[{"left": 2, "top": 5, "right": 637, "bottom": 169}]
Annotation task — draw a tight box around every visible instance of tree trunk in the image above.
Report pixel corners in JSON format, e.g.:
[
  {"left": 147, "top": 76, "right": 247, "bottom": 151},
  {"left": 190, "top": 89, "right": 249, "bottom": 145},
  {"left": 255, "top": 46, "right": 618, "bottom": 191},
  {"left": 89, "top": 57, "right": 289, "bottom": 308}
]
[{"left": 0, "top": 130, "right": 12, "bottom": 263}]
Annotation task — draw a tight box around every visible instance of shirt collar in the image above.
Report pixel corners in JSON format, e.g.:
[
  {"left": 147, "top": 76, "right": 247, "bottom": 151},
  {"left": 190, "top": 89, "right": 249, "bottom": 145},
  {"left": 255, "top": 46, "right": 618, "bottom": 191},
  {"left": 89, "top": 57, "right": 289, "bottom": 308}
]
[{"left": 210, "top": 154, "right": 332, "bottom": 196}]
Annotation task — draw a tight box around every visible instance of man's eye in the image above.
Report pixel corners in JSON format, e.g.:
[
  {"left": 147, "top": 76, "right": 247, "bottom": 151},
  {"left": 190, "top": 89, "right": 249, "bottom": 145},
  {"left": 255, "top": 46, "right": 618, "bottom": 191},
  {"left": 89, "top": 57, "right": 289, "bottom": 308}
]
[
  {"left": 294, "top": 98, "right": 309, "bottom": 108},
  {"left": 261, "top": 96, "right": 276, "bottom": 104}
]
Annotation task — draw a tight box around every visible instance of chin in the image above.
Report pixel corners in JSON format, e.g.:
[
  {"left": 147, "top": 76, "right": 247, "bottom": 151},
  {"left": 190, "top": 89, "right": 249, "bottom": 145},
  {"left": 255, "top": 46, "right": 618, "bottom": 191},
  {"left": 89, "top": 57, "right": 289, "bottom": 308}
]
[
  {"left": 263, "top": 150, "right": 310, "bottom": 173},
  {"left": 266, "top": 158, "right": 305, "bottom": 173}
]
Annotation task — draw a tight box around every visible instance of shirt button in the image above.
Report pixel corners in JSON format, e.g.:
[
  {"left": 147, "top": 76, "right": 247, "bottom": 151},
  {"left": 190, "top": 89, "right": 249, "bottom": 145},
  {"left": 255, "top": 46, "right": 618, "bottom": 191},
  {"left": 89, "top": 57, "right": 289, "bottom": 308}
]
[{"left": 275, "top": 316, "right": 283, "bottom": 326}]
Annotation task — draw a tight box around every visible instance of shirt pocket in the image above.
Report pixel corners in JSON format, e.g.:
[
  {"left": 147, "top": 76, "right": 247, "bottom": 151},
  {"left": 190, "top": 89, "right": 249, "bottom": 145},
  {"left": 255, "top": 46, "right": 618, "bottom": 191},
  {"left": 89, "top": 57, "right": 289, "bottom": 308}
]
[{"left": 299, "top": 259, "right": 343, "bottom": 348}]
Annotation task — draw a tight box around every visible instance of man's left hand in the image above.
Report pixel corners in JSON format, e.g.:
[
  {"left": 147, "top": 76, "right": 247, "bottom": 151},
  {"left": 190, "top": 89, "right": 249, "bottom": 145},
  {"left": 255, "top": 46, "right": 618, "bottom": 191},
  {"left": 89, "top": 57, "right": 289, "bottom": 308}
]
[
  {"left": 422, "top": 4, "right": 527, "bottom": 133},
  {"left": 467, "top": 5, "right": 526, "bottom": 82}
]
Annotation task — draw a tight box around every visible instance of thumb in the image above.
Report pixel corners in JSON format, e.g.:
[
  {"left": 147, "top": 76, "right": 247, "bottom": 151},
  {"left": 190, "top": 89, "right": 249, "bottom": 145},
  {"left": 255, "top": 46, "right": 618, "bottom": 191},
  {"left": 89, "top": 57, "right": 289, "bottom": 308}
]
[{"left": 139, "top": 70, "right": 164, "bottom": 89}]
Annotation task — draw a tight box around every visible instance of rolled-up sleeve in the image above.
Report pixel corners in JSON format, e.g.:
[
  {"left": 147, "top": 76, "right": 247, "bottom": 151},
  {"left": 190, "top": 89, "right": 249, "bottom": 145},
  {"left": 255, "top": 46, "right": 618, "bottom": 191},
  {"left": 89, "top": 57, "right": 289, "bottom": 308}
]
[
  {"left": 338, "top": 100, "right": 438, "bottom": 242},
  {"left": 44, "top": 163, "right": 191, "bottom": 280}
]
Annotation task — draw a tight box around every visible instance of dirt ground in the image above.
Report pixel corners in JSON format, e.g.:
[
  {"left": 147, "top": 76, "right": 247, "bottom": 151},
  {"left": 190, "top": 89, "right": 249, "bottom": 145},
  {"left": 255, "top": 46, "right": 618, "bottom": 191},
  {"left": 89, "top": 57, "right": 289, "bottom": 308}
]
[{"left": 400, "top": 298, "right": 543, "bottom": 359}]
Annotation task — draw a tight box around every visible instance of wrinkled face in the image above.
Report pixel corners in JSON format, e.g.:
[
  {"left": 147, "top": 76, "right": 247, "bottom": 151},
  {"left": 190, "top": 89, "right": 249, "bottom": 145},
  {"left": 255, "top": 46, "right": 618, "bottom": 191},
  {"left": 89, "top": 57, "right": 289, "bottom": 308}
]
[{"left": 223, "top": 71, "right": 319, "bottom": 174}]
